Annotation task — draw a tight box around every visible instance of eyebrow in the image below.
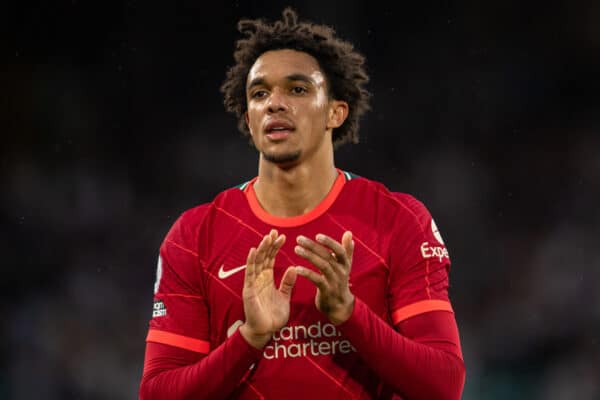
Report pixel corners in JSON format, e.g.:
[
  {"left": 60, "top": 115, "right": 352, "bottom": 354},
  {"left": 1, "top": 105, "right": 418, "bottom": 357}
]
[{"left": 247, "top": 73, "right": 316, "bottom": 90}]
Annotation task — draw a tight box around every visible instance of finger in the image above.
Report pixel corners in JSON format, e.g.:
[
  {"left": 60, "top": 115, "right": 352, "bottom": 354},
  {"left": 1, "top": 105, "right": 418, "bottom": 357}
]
[
  {"left": 266, "top": 230, "right": 283, "bottom": 260},
  {"left": 295, "top": 266, "right": 328, "bottom": 292},
  {"left": 267, "top": 234, "right": 286, "bottom": 269},
  {"left": 265, "top": 230, "right": 277, "bottom": 267},
  {"left": 255, "top": 233, "right": 272, "bottom": 266},
  {"left": 244, "top": 247, "right": 257, "bottom": 287},
  {"left": 266, "top": 229, "right": 276, "bottom": 253},
  {"left": 294, "top": 243, "right": 336, "bottom": 280},
  {"left": 315, "top": 233, "right": 348, "bottom": 266},
  {"left": 278, "top": 266, "right": 297, "bottom": 300},
  {"left": 341, "top": 231, "right": 354, "bottom": 266},
  {"left": 297, "top": 235, "right": 342, "bottom": 279},
  {"left": 274, "top": 233, "right": 286, "bottom": 251},
  {"left": 297, "top": 235, "right": 332, "bottom": 260}
]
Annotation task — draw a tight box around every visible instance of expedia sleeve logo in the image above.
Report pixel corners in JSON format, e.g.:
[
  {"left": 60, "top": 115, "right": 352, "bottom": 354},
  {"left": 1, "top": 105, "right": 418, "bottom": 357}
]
[
  {"left": 420, "top": 242, "right": 449, "bottom": 262},
  {"left": 152, "top": 300, "right": 167, "bottom": 317},
  {"left": 420, "top": 219, "right": 449, "bottom": 262}
]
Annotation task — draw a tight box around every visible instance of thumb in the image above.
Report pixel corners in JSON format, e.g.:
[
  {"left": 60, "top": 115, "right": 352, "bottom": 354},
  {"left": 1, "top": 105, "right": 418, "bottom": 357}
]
[
  {"left": 342, "top": 231, "right": 354, "bottom": 262},
  {"left": 278, "top": 266, "right": 298, "bottom": 299}
]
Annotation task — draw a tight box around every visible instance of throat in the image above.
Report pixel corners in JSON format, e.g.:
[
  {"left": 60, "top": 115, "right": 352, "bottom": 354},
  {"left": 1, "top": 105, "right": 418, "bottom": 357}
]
[{"left": 253, "top": 167, "right": 339, "bottom": 218}]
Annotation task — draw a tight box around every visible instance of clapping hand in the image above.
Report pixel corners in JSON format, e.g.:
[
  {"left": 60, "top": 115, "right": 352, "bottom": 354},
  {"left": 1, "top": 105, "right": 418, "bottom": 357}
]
[
  {"left": 294, "top": 231, "right": 355, "bottom": 325},
  {"left": 240, "top": 229, "right": 298, "bottom": 348}
]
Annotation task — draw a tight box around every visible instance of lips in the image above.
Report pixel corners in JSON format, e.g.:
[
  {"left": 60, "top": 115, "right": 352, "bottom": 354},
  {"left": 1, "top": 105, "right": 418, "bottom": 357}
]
[{"left": 264, "top": 120, "right": 295, "bottom": 134}]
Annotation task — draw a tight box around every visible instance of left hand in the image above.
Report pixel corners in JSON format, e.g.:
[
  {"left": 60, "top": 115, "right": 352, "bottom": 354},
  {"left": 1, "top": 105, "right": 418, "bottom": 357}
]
[{"left": 294, "top": 231, "right": 355, "bottom": 325}]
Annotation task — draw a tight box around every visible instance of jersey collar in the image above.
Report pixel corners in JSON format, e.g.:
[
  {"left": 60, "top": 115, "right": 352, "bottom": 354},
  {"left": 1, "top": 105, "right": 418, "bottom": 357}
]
[{"left": 244, "top": 169, "right": 346, "bottom": 227}]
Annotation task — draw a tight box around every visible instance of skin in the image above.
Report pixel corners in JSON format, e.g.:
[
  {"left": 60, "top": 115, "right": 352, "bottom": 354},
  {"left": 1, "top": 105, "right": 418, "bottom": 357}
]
[{"left": 238, "top": 49, "right": 356, "bottom": 349}]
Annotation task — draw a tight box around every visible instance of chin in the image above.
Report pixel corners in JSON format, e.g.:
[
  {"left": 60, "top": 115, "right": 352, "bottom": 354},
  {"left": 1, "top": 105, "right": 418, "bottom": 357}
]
[{"left": 262, "top": 150, "right": 302, "bottom": 166}]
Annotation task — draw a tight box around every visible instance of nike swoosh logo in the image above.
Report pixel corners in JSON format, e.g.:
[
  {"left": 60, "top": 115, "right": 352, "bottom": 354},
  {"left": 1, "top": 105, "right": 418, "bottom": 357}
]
[{"left": 218, "top": 264, "right": 247, "bottom": 279}]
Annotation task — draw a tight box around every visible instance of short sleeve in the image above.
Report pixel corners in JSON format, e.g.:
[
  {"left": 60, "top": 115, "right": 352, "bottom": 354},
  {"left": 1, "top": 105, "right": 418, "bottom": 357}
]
[
  {"left": 387, "top": 195, "right": 454, "bottom": 326},
  {"left": 146, "top": 208, "right": 211, "bottom": 354}
]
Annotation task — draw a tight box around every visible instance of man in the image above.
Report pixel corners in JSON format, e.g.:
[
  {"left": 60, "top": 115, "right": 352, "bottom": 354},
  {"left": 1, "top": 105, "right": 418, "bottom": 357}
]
[{"left": 140, "top": 8, "right": 465, "bottom": 400}]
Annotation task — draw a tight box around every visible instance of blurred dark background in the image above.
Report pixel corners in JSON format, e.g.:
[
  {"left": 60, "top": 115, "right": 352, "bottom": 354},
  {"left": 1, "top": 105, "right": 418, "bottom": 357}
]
[{"left": 2, "top": 1, "right": 599, "bottom": 399}]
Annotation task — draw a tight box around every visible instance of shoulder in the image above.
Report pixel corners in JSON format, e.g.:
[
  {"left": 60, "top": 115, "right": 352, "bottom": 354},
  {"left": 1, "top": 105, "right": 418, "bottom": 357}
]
[
  {"left": 342, "top": 172, "right": 430, "bottom": 216},
  {"left": 176, "top": 182, "right": 250, "bottom": 228},
  {"left": 341, "top": 172, "right": 432, "bottom": 233}
]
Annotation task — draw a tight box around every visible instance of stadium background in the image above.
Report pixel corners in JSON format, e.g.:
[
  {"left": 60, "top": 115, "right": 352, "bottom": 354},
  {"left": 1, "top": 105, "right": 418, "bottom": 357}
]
[{"left": 3, "top": 1, "right": 599, "bottom": 399}]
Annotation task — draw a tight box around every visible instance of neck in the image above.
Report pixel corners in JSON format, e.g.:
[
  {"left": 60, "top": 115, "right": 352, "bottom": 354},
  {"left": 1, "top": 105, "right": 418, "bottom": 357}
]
[{"left": 253, "top": 143, "right": 338, "bottom": 218}]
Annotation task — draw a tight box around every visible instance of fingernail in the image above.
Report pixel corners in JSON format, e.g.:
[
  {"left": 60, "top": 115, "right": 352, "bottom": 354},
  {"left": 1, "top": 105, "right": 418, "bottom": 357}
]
[
  {"left": 316, "top": 234, "right": 325, "bottom": 242},
  {"left": 296, "top": 235, "right": 307, "bottom": 244},
  {"left": 294, "top": 245, "right": 304, "bottom": 255}
]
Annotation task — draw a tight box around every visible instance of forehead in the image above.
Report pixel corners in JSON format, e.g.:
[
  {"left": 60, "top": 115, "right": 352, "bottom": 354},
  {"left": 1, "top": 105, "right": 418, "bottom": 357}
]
[{"left": 247, "top": 49, "right": 324, "bottom": 84}]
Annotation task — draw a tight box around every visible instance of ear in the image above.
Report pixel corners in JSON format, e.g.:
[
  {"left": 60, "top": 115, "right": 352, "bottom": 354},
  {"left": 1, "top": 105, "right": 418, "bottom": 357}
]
[
  {"left": 326, "top": 100, "right": 349, "bottom": 130},
  {"left": 244, "top": 111, "right": 252, "bottom": 136}
]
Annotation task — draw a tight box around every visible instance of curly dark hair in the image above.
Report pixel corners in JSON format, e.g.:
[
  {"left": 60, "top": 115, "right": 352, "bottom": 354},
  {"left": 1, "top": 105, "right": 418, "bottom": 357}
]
[{"left": 220, "top": 7, "right": 371, "bottom": 148}]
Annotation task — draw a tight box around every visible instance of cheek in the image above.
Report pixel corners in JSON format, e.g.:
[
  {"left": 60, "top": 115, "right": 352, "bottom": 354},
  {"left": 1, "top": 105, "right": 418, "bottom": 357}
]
[
  {"left": 246, "top": 106, "right": 261, "bottom": 133},
  {"left": 306, "top": 104, "right": 330, "bottom": 128},
  {"left": 307, "top": 93, "right": 330, "bottom": 126},
  {"left": 311, "top": 89, "right": 328, "bottom": 109}
]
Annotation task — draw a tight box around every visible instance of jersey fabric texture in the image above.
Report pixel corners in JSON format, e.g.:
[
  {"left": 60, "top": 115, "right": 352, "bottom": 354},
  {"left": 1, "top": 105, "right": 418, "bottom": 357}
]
[{"left": 143, "top": 170, "right": 462, "bottom": 399}]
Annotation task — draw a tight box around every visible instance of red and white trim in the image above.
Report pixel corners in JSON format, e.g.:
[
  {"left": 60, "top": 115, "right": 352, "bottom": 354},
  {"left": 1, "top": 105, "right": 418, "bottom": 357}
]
[{"left": 146, "top": 329, "right": 211, "bottom": 354}]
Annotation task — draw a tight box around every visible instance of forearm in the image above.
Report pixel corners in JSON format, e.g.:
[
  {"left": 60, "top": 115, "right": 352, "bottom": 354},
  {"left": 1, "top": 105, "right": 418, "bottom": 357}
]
[
  {"left": 338, "top": 298, "right": 465, "bottom": 400},
  {"left": 139, "top": 329, "right": 262, "bottom": 400}
]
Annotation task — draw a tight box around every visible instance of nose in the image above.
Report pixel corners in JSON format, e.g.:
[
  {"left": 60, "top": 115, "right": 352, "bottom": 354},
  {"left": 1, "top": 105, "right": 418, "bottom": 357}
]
[{"left": 267, "top": 88, "right": 288, "bottom": 113}]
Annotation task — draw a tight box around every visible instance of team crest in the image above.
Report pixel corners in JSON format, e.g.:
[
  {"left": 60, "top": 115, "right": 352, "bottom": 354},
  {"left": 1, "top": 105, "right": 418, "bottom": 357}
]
[
  {"left": 431, "top": 219, "right": 445, "bottom": 245},
  {"left": 154, "top": 255, "right": 163, "bottom": 294}
]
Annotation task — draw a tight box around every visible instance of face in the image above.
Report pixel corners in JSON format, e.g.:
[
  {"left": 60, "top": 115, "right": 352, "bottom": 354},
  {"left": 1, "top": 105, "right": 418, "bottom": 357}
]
[{"left": 245, "top": 49, "right": 347, "bottom": 166}]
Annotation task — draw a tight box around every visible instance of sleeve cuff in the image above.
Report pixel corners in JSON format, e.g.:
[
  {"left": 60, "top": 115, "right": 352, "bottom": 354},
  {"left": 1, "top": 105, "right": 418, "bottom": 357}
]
[
  {"left": 146, "top": 328, "right": 264, "bottom": 361},
  {"left": 336, "top": 296, "right": 370, "bottom": 336},
  {"left": 230, "top": 327, "right": 265, "bottom": 361},
  {"left": 391, "top": 299, "right": 454, "bottom": 325},
  {"left": 146, "top": 329, "right": 211, "bottom": 354},
  {"left": 337, "top": 298, "right": 455, "bottom": 334}
]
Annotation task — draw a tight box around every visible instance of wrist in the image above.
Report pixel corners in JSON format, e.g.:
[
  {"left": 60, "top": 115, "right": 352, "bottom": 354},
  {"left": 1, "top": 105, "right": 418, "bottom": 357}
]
[
  {"left": 329, "top": 294, "right": 355, "bottom": 325},
  {"left": 239, "top": 323, "right": 272, "bottom": 349}
]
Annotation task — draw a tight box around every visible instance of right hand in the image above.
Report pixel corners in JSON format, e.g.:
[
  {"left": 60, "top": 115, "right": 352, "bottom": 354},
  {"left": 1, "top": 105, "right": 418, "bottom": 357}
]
[{"left": 240, "top": 229, "right": 297, "bottom": 349}]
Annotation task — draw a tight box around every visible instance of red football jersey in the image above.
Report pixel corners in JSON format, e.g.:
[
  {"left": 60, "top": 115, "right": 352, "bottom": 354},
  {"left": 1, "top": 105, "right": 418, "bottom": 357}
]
[{"left": 146, "top": 169, "right": 455, "bottom": 399}]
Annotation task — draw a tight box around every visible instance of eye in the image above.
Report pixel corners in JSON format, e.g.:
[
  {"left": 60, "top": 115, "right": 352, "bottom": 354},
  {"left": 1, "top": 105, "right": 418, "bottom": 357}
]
[
  {"left": 291, "top": 86, "right": 307, "bottom": 95},
  {"left": 251, "top": 90, "right": 267, "bottom": 99}
]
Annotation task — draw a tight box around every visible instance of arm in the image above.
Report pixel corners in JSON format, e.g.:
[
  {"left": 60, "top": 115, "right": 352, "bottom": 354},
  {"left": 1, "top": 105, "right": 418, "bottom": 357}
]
[
  {"left": 139, "top": 330, "right": 262, "bottom": 400},
  {"left": 295, "top": 231, "right": 465, "bottom": 400},
  {"left": 338, "top": 300, "right": 465, "bottom": 400},
  {"left": 140, "top": 228, "right": 297, "bottom": 399}
]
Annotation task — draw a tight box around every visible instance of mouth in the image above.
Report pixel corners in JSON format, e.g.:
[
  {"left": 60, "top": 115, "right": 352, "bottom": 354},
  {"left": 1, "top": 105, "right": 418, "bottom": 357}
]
[
  {"left": 264, "top": 120, "right": 295, "bottom": 140},
  {"left": 265, "top": 130, "right": 292, "bottom": 140}
]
